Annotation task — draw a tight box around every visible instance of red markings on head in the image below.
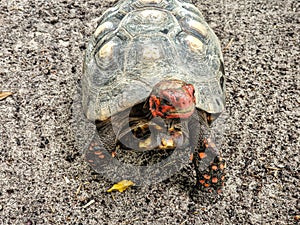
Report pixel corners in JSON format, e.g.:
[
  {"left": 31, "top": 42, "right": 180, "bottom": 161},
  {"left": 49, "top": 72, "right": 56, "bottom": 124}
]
[{"left": 149, "top": 80, "right": 196, "bottom": 119}]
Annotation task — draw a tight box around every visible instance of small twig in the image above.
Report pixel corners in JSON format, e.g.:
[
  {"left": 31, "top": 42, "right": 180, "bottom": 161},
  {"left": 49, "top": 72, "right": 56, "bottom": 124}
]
[
  {"left": 265, "top": 166, "right": 283, "bottom": 178},
  {"left": 110, "top": 192, "right": 116, "bottom": 202},
  {"left": 0, "top": 91, "right": 13, "bottom": 100},
  {"left": 180, "top": 220, "right": 188, "bottom": 225},
  {"left": 222, "top": 38, "right": 234, "bottom": 53},
  {"left": 18, "top": 157, "right": 31, "bottom": 166},
  {"left": 265, "top": 166, "right": 282, "bottom": 171},
  {"left": 122, "top": 217, "right": 140, "bottom": 225},
  {"left": 8, "top": 6, "right": 24, "bottom": 11},
  {"left": 82, "top": 199, "right": 95, "bottom": 209},
  {"left": 64, "top": 176, "right": 70, "bottom": 184},
  {"left": 49, "top": 205, "right": 55, "bottom": 213},
  {"left": 76, "top": 183, "right": 83, "bottom": 195}
]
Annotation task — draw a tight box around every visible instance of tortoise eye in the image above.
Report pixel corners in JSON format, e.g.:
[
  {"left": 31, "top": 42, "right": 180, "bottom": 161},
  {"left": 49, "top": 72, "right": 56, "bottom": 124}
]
[{"left": 161, "top": 98, "right": 172, "bottom": 106}]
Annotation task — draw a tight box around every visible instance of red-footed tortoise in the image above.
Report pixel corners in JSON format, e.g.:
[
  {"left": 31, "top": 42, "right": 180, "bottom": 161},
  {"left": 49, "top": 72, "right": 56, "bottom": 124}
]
[{"left": 82, "top": 0, "right": 226, "bottom": 193}]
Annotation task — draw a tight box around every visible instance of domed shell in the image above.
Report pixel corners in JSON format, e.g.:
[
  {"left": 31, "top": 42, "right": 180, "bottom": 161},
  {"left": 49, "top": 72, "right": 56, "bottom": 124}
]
[{"left": 82, "top": 0, "right": 225, "bottom": 122}]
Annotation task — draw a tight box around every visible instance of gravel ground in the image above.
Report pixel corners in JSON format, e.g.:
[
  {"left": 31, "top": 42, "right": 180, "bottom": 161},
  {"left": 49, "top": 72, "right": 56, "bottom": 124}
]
[{"left": 0, "top": 0, "right": 299, "bottom": 224}]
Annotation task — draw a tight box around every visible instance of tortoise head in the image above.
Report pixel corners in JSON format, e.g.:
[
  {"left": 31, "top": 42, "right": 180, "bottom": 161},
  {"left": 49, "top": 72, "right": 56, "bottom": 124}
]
[{"left": 149, "top": 80, "right": 196, "bottom": 119}]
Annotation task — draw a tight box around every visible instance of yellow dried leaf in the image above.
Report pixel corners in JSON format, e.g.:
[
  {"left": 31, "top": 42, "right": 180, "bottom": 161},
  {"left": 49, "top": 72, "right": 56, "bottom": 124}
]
[
  {"left": 107, "top": 180, "right": 134, "bottom": 193},
  {"left": 0, "top": 91, "right": 13, "bottom": 100}
]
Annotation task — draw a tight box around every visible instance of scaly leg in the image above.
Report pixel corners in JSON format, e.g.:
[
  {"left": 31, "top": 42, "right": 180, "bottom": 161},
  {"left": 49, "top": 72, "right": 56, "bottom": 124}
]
[
  {"left": 189, "top": 110, "right": 226, "bottom": 193},
  {"left": 193, "top": 138, "right": 226, "bottom": 193},
  {"left": 85, "top": 120, "right": 117, "bottom": 174}
]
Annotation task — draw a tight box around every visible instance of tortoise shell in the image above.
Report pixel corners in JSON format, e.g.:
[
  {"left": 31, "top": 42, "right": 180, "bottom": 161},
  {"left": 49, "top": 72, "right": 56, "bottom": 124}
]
[{"left": 82, "top": 0, "right": 225, "bottom": 122}]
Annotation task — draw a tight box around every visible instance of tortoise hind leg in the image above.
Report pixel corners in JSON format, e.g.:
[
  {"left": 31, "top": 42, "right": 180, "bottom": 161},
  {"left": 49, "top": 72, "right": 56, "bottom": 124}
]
[{"left": 85, "top": 120, "right": 117, "bottom": 173}]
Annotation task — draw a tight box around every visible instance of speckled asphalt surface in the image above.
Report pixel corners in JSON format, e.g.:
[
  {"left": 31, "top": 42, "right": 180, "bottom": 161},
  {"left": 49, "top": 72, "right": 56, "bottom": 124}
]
[{"left": 0, "top": 0, "right": 299, "bottom": 224}]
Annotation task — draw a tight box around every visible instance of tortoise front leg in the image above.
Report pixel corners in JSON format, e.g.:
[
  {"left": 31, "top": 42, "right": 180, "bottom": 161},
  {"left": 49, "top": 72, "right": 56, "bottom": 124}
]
[
  {"left": 192, "top": 138, "right": 226, "bottom": 193},
  {"left": 189, "top": 111, "right": 226, "bottom": 193}
]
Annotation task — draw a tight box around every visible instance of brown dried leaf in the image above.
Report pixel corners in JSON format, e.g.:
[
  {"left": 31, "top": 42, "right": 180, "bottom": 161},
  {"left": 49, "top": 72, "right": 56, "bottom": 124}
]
[
  {"left": 107, "top": 180, "right": 134, "bottom": 193},
  {"left": 0, "top": 91, "right": 13, "bottom": 100}
]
